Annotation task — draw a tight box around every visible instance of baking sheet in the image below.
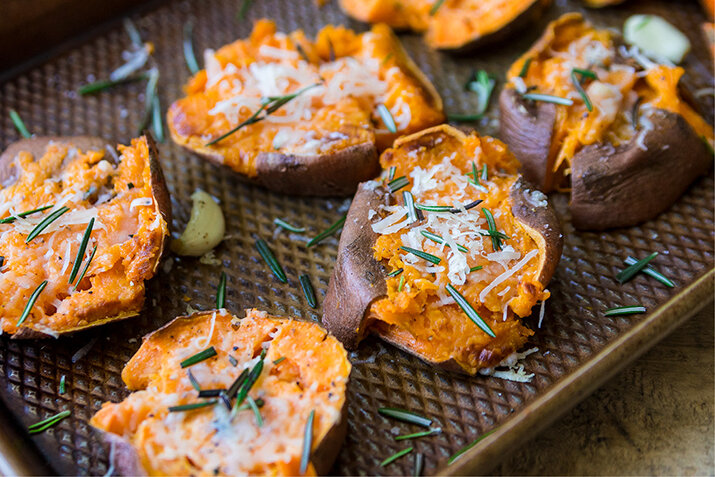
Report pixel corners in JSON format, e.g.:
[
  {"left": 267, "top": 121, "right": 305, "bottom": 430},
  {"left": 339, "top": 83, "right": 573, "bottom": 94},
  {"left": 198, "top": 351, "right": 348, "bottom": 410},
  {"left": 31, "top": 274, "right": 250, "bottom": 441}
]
[{"left": 0, "top": 0, "right": 713, "bottom": 475}]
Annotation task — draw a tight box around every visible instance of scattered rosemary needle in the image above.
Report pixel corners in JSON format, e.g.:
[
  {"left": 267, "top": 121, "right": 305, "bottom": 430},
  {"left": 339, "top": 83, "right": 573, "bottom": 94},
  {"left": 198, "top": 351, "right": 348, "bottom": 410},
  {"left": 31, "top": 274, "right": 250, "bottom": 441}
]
[
  {"left": 404, "top": 191, "right": 418, "bottom": 223},
  {"left": 388, "top": 166, "right": 396, "bottom": 181},
  {"left": 395, "top": 427, "right": 442, "bottom": 441},
  {"left": 414, "top": 452, "right": 424, "bottom": 477},
  {"left": 388, "top": 176, "right": 410, "bottom": 193},
  {"left": 446, "top": 284, "right": 495, "bottom": 338},
  {"left": 605, "top": 305, "right": 647, "bottom": 316},
  {"left": 388, "top": 268, "right": 403, "bottom": 277},
  {"left": 381, "top": 447, "right": 414, "bottom": 467},
  {"left": 169, "top": 400, "right": 217, "bottom": 412},
  {"left": 238, "top": 0, "right": 254, "bottom": 19},
  {"left": 73, "top": 245, "right": 97, "bottom": 291},
  {"left": 9, "top": 109, "right": 31, "bottom": 138},
  {"left": 138, "top": 68, "right": 159, "bottom": 134},
  {"left": 399, "top": 246, "right": 441, "bottom": 265},
  {"left": 187, "top": 369, "right": 201, "bottom": 391},
  {"left": 420, "top": 231, "right": 469, "bottom": 253},
  {"left": 233, "top": 353, "right": 265, "bottom": 409},
  {"left": 571, "top": 69, "right": 593, "bottom": 112},
  {"left": 429, "top": 0, "right": 446, "bottom": 15},
  {"left": 480, "top": 164, "right": 487, "bottom": 182},
  {"left": 180, "top": 346, "right": 217, "bottom": 368},
  {"left": 616, "top": 252, "right": 658, "bottom": 283},
  {"left": 216, "top": 271, "right": 227, "bottom": 309},
  {"left": 123, "top": 18, "right": 143, "bottom": 48},
  {"left": 299, "top": 274, "right": 317, "bottom": 308},
  {"left": 273, "top": 356, "right": 286, "bottom": 365},
  {"left": 624, "top": 256, "right": 674, "bottom": 287},
  {"left": 377, "top": 104, "right": 397, "bottom": 133},
  {"left": 17, "top": 280, "right": 48, "bottom": 326},
  {"left": 522, "top": 93, "right": 574, "bottom": 106},
  {"left": 482, "top": 207, "right": 504, "bottom": 251},
  {"left": 518, "top": 58, "right": 532, "bottom": 78},
  {"left": 183, "top": 21, "right": 200, "bottom": 74},
  {"left": 300, "top": 410, "right": 315, "bottom": 475},
  {"left": 255, "top": 238, "right": 288, "bottom": 283},
  {"left": 450, "top": 70, "right": 495, "bottom": 121},
  {"left": 398, "top": 274, "right": 405, "bottom": 292},
  {"left": 0, "top": 205, "right": 54, "bottom": 224},
  {"left": 25, "top": 206, "right": 69, "bottom": 243},
  {"left": 378, "top": 407, "right": 432, "bottom": 428},
  {"left": 151, "top": 94, "right": 165, "bottom": 143},
  {"left": 77, "top": 74, "right": 148, "bottom": 95},
  {"left": 59, "top": 375, "right": 66, "bottom": 395},
  {"left": 69, "top": 218, "right": 94, "bottom": 285},
  {"left": 307, "top": 214, "right": 346, "bottom": 247},
  {"left": 28, "top": 410, "right": 71, "bottom": 434},
  {"left": 447, "top": 429, "right": 496, "bottom": 465},
  {"left": 469, "top": 265, "right": 483, "bottom": 273},
  {"left": 274, "top": 218, "right": 305, "bottom": 233},
  {"left": 228, "top": 355, "right": 239, "bottom": 367},
  {"left": 246, "top": 396, "right": 263, "bottom": 427}
]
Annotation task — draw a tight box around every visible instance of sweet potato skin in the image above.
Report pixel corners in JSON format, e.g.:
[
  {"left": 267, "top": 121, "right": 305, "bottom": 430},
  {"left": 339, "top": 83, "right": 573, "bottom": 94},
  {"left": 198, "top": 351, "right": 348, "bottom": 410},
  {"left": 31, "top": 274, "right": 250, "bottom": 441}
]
[
  {"left": 323, "top": 182, "right": 390, "bottom": 349},
  {"left": 323, "top": 126, "right": 563, "bottom": 373},
  {"left": 94, "top": 310, "right": 349, "bottom": 476},
  {"left": 570, "top": 109, "right": 712, "bottom": 230},
  {"left": 1, "top": 135, "right": 171, "bottom": 339}
]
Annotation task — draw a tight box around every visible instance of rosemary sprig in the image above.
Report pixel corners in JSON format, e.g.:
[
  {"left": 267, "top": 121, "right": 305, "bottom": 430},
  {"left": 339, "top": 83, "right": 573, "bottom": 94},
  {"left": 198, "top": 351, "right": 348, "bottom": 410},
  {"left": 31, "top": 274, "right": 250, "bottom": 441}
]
[
  {"left": 183, "top": 21, "right": 200, "bottom": 74},
  {"left": 464, "top": 70, "right": 496, "bottom": 119},
  {"left": 414, "top": 452, "right": 424, "bottom": 477},
  {"left": 187, "top": 369, "right": 201, "bottom": 391},
  {"left": 604, "top": 305, "right": 647, "bottom": 316},
  {"left": 299, "top": 274, "right": 317, "bottom": 308},
  {"left": 399, "top": 246, "right": 441, "bottom": 265},
  {"left": 232, "top": 352, "right": 265, "bottom": 411},
  {"left": 446, "top": 284, "right": 495, "bottom": 337},
  {"left": 388, "top": 268, "right": 404, "bottom": 277},
  {"left": 9, "top": 109, "right": 31, "bottom": 138},
  {"left": 17, "top": 280, "right": 48, "bottom": 326},
  {"left": 381, "top": 447, "right": 414, "bottom": 467},
  {"left": 404, "top": 191, "right": 418, "bottom": 223},
  {"left": 246, "top": 396, "right": 263, "bottom": 427},
  {"left": 206, "top": 83, "right": 320, "bottom": 146},
  {"left": 482, "top": 207, "right": 504, "bottom": 251},
  {"left": 77, "top": 74, "right": 148, "bottom": 95},
  {"left": 168, "top": 400, "right": 217, "bottom": 412},
  {"left": 377, "top": 104, "right": 397, "bottom": 133},
  {"left": 25, "top": 206, "right": 69, "bottom": 243},
  {"left": 429, "top": 0, "right": 446, "bottom": 15},
  {"left": 388, "top": 176, "right": 410, "bottom": 193},
  {"left": 518, "top": 58, "right": 532, "bottom": 78},
  {"left": 0, "top": 205, "right": 54, "bottom": 224},
  {"left": 420, "top": 231, "right": 469, "bottom": 253},
  {"left": 522, "top": 93, "right": 574, "bottom": 106},
  {"left": 447, "top": 429, "right": 496, "bottom": 465},
  {"left": 307, "top": 214, "right": 346, "bottom": 247},
  {"left": 180, "top": 346, "right": 217, "bottom": 368},
  {"left": 73, "top": 245, "right": 97, "bottom": 291},
  {"left": 616, "top": 252, "right": 658, "bottom": 283},
  {"left": 624, "top": 256, "right": 674, "bottom": 287},
  {"left": 274, "top": 218, "right": 305, "bottom": 233},
  {"left": 28, "top": 410, "right": 70, "bottom": 434},
  {"left": 300, "top": 409, "right": 315, "bottom": 475},
  {"left": 238, "top": 0, "right": 254, "bottom": 19},
  {"left": 59, "top": 375, "right": 66, "bottom": 395},
  {"left": 395, "top": 427, "right": 442, "bottom": 441},
  {"left": 216, "top": 271, "right": 227, "bottom": 309},
  {"left": 378, "top": 407, "right": 432, "bottom": 428},
  {"left": 255, "top": 238, "right": 287, "bottom": 283},
  {"left": 69, "top": 218, "right": 94, "bottom": 284},
  {"left": 571, "top": 69, "right": 593, "bottom": 112}
]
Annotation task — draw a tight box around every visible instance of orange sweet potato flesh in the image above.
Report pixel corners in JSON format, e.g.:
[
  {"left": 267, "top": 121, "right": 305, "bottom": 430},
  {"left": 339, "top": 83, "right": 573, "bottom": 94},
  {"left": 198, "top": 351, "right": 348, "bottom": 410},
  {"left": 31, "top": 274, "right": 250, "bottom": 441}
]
[
  {"left": 339, "top": 0, "right": 552, "bottom": 51},
  {"left": 168, "top": 19, "right": 443, "bottom": 196},
  {"left": 323, "top": 125, "right": 563, "bottom": 375},
  {"left": 500, "top": 13, "right": 714, "bottom": 229},
  {"left": 0, "top": 135, "right": 170, "bottom": 338},
  {"left": 91, "top": 309, "right": 351, "bottom": 476}
]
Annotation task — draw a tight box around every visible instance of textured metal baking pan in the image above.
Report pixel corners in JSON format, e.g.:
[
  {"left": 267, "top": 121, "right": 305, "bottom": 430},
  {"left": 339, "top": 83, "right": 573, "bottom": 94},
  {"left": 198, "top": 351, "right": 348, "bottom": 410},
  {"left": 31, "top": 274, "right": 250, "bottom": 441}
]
[{"left": 0, "top": 0, "right": 712, "bottom": 475}]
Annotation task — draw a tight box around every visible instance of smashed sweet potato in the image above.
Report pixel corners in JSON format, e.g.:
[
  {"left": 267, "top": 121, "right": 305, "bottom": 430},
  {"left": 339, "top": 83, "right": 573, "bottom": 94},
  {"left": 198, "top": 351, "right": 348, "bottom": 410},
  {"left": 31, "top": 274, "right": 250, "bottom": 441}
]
[
  {"left": 323, "top": 125, "right": 563, "bottom": 375},
  {"left": 91, "top": 309, "right": 351, "bottom": 476},
  {"left": 168, "top": 19, "right": 444, "bottom": 196},
  {"left": 339, "top": 0, "right": 552, "bottom": 51},
  {"left": 500, "top": 13, "right": 714, "bottom": 229},
  {"left": 0, "top": 135, "right": 170, "bottom": 338}
]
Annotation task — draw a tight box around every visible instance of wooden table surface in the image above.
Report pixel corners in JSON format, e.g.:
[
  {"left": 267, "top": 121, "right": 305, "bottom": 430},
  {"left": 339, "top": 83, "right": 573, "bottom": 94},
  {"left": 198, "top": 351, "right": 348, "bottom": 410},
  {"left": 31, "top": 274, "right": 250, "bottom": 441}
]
[{"left": 493, "top": 300, "right": 714, "bottom": 476}]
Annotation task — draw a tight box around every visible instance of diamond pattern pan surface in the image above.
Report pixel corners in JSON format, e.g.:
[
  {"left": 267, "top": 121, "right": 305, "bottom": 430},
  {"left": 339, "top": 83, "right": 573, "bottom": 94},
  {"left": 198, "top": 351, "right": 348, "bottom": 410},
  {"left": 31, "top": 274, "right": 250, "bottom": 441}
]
[{"left": 0, "top": 0, "right": 713, "bottom": 475}]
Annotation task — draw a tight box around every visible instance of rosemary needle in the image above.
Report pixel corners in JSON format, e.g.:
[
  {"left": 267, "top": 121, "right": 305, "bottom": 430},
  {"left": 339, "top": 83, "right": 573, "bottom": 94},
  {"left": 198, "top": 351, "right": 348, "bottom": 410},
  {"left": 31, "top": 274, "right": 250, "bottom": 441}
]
[
  {"left": 9, "top": 109, "right": 31, "bottom": 138},
  {"left": 299, "top": 274, "right": 317, "bottom": 308},
  {"left": 17, "top": 280, "right": 48, "bottom": 326},
  {"left": 381, "top": 447, "right": 413, "bottom": 467},
  {"left": 69, "top": 217, "right": 94, "bottom": 285},
  {"left": 183, "top": 21, "right": 200, "bottom": 74},
  {"left": 300, "top": 410, "right": 315, "bottom": 474},
  {"left": 307, "top": 214, "right": 346, "bottom": 247},
  {"left": 216, "top": 271, "right": 227, "bottom": 309},
  {"left": 378, "top": 407, "right": 432, "bottom": 428},
  {"left": 255, "top": 238, "right": 287, "bottom": 283},
  {"left": 25, "top": 206, "right": 69, "bottom": 243},
  {"left": 28, "top": 410, "right": 71, "bottom": 434},
  {"left": 180, "top": 346, "right": 217, "bottom": 368}
]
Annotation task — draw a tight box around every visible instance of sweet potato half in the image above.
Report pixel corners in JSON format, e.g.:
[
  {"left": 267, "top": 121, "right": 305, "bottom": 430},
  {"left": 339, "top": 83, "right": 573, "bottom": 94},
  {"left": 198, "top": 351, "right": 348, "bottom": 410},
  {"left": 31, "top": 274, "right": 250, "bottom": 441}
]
[
  {"left": 91, "top": 309, "right": 351, "bottom": 476},
  {"left": 0, "top": 135, "right": 170, "bottom": 338},
  {"left": 168, "top": 19, "right": 444, "bottom": 196},
  {"left": 339, "top": 0, "right": 552, "bottom": 52},
  {"left": 499, "top": 13, "right": 714, "bottom": 230},
  {"left": 323, "top": 125, "right": 563, "bottom": 375}
]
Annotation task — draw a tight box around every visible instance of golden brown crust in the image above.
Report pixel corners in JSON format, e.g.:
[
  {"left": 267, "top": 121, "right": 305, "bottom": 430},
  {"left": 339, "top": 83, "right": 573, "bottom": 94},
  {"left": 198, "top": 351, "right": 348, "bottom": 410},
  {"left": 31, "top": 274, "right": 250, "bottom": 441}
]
[
  {"left": 1, "top": 135, "right": 171, "bottom": 339},
  {"left": 570, "top": 109, "right": 712, "bottom": 230}
]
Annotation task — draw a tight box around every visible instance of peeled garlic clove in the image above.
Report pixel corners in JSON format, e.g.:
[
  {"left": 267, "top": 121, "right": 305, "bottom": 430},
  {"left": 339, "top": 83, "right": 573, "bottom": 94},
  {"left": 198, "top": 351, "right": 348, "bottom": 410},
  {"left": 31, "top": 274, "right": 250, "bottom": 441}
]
[
  {"left": 624, "top": 15, "right": 691, "bottom": 64},
  {"left": 170, "top": 190, "right": 225, "bottom": 256}
]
